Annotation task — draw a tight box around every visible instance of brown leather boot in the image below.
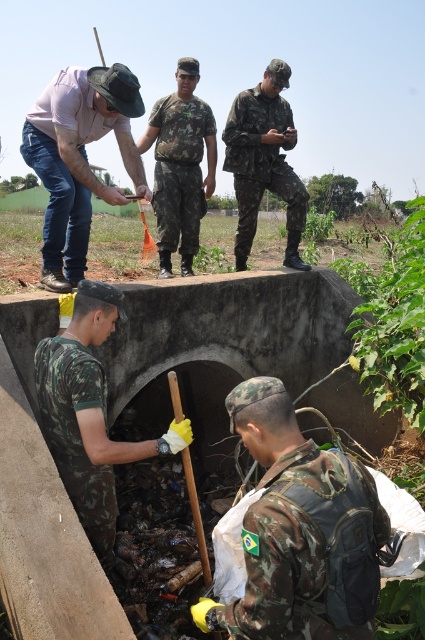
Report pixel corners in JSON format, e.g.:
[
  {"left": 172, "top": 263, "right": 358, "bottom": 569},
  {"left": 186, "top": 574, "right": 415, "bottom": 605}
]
[{"left": 39, "top": 268, "right": 72, "bottom": 293}]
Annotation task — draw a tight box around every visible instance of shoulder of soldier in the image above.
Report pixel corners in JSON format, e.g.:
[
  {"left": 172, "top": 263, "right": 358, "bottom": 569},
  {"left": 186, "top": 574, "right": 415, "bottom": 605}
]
[
  {"left": 151, "top": 94, "right": 174, "bottom": 112},
  {"left": 191, "top": 95, "right": 214, "bottom": 110},
  {"left": 238, "top": 88, "right": 256, "bottom": 100},
  {"left": 35, "top": 336, "right": 54, "bottom": 358},
  {"left": 244, "top": 485, "right": 323, "bottom": 550},
  {"left": 36, "top": 336, "right": 52, "bottom": 348}
]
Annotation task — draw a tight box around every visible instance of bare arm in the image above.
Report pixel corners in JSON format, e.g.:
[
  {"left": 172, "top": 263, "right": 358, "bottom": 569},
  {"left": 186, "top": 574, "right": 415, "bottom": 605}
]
[
  {"left": 55, "top": 124, "right": 129, "bottom": 205},
  {"left": 136, "top": 125, "right": 160, "bottom": 155},
  {"left": 115, "top": 130, "right": 152, "bottom": 200},
  {"left": 77, "top": 407, "right": 158, "bottom": 465},
  {"left": 203, "top": 134, "right": 217, "bottom": 199}
]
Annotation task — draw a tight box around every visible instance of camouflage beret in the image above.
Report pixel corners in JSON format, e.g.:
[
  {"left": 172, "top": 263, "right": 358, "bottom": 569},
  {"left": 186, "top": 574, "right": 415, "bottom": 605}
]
[
  {"left": 225, "top": 376, "right": 286, "bottom": 432},
  {"left": 267, "top": 59, "right": 291, "bottom": 88},
  {"left": 77, "top": 280, "right": 128, "bottom": 322},
  {"left": 177, "top": 57, "right": 200, "bottom": 75}
]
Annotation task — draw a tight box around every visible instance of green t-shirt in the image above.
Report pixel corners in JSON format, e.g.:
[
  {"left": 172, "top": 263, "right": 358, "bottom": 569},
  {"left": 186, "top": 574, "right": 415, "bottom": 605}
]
[
  {"left": 34, "top": 337, "right": 118, "bottom": 527},
  {"left": 149, "top": 92, "right": 217, "bottom": 163},
  {"left": 35, "top": 336, "right": 107, "bottom": 461}
]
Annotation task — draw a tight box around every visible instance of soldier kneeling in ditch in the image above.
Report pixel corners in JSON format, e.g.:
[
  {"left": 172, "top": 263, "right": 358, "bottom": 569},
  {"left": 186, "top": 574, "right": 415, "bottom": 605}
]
[{"left": 34, "top": 280, "right": 193, "bottom": 580}]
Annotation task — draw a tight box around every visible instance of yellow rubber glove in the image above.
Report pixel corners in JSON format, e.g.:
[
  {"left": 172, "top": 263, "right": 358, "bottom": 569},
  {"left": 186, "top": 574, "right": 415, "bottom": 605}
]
[
  {"left": 58, "top": 292, "right": 76, "bottom": 329},
  {"left": 161, "top": 418, "right": 193, "bottom": 454},
  {"left": 190, "top": 598, "right": 224, "bottom": 633}
]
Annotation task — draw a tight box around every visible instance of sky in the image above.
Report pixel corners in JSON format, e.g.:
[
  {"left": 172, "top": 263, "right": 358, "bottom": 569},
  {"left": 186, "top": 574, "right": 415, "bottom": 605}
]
[{"left": 1, "top": 0, "right": 423, "bottom": 203}]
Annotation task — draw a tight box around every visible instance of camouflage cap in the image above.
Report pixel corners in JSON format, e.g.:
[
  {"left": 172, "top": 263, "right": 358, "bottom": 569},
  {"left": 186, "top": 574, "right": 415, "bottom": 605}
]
[
  {"left": 177, "top": 57, "right": 200, "bottom": 75},
  {"left": 225, "top": 376, "right": 286, "bottom": 432},
  {"left": 77, "top": 280, "right": 128, "bottom": 322},
  {"left": 267, "top": 59, "right": 291, "bottom": 88}
]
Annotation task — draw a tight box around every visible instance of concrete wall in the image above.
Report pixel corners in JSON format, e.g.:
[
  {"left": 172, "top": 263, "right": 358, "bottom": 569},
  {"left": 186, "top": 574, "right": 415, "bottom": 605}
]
[
  {"left": 0, "top": 269, "right": 400, "bottom": 639},
  {"left": 0, "top": 268, "right": 398, "bottom": 453}
]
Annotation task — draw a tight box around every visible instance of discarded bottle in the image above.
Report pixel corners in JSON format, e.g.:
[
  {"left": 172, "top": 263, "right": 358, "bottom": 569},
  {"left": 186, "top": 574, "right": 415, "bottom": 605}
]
[{"left": 168, "top": 480, "right": 181, "bottom": 493}]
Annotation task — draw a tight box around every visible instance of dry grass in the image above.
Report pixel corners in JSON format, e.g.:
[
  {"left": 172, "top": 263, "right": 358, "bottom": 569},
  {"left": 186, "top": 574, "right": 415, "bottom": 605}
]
[{"left": 0, "top": 209, "right": 390, "bottom": 296}]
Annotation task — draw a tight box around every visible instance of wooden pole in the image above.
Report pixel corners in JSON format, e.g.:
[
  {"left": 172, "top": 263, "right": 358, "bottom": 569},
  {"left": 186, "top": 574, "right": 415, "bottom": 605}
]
[
  {"left": 93, "top": 27, "right": 106, "bottom": 66},
  {"left": 167, "top": 371, "right": 212, "bottom": 587}
]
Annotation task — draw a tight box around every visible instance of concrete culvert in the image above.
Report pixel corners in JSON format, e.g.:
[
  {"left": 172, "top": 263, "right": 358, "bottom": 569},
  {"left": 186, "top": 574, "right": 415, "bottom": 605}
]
[{"left": 0, "top": 270, "right": 401, "bottom": 639}]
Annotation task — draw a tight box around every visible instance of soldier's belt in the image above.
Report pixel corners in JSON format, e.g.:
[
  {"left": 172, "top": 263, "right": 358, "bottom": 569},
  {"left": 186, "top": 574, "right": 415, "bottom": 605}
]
[{"left": 160, "top": 158, "right": 200, "bottom": 167}]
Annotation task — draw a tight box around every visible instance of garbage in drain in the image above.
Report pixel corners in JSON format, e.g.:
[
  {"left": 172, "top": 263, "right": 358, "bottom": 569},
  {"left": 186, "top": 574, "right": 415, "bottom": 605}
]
[{"left": 112, "top": 454, "right": 241, "bottom": 639}]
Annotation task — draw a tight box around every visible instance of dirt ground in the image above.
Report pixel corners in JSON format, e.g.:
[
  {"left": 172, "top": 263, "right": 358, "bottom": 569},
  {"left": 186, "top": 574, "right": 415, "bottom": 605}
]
[{"left": 0, "top": 235, "right": 388, "bottom": 294}]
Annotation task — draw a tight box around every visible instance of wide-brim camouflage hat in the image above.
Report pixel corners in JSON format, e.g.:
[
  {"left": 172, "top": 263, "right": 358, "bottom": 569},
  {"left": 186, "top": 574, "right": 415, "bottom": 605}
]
[
  {"left": 87, "top": 63, "right": 145, "bottom": 118},
  {"left": 225, "top": 376, "right": 286, "bottom": 432},
  {"left": 177, "top": 57, "right": 200, "bottom": 75},
  {"left": 267, "top": 59, "right": 291, "bottom": 89},
  {"left": 77, "top": 280, "right": 128, "bottom": 322}
]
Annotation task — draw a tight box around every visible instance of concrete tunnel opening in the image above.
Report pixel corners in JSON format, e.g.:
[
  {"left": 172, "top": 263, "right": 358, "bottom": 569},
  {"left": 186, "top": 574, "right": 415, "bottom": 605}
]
[
  {"left": 107, "top": 360, "right": 256, "bottom": 636},
  {"left": 111, "top": 361, "right": 245, "bottom": 474}
]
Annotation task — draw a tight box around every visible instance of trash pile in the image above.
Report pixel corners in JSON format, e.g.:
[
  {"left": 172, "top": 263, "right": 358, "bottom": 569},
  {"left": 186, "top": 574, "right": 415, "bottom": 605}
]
[{"left": 112, "top": 455, "right": 239, "bottom": 639}]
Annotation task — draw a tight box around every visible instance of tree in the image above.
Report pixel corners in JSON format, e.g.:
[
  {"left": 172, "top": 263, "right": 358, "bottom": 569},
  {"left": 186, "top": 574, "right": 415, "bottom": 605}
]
[
  {"left": 206, "top": 195, "right": 221, "bottom": 209},
  {"left": 306, "top": 174, "right": 364, "bottom": 219},
  {"left": 103, "top": 172, "right": 117, "bottom": 187},
  {"left": 24, "top": 173, "right": 38, "bottom": 189},
  {"left": 392, "top": 200, "right": 410, "bottom": 217},
  {"left": 260, "top": 190, "right": 286, "bottom": 212},
  {"left": 219, "top": 193, "right": 238, "bottom": 210}
]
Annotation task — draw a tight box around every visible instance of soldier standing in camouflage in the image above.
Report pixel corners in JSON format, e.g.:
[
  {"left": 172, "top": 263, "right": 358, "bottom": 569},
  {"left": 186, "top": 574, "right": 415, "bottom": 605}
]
[
  {"left": 137, "top": 57, "right": 217, "bottom": 279},
  {"left": 191, "top": 377, "right": 390, "bottom": 639},
  {"left": 34, "top": 280, "right": 193, "bottom": 575},
  {"left": 222, "top": 59, "right": 311, "bottom": 272}
]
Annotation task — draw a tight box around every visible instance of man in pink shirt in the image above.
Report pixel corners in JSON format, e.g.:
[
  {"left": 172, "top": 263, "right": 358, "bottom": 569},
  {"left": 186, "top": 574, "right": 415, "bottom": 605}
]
[{"left": 21, "top": 63, "right": 152, "bottom": 293}]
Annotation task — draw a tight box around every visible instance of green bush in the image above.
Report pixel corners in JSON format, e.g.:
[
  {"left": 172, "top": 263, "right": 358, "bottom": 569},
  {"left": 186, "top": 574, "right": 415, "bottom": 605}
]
[
  {"left": 376, "top": 573, "right": 425, "bottom": 639},
  {"left": 193, "top": 245, "right": 233, "bottom": 273},
  {"left": 301, "top": 241, "right": 320, "bottom": 266},
  {"left": 347, "top": 198, "right": 425, "bottom": 433},
  {"left": 302, "top": 207, "right": 336, "bottom": 242},
  {"left": 329, "top": 258, "right": 384, "bottom": 301}
]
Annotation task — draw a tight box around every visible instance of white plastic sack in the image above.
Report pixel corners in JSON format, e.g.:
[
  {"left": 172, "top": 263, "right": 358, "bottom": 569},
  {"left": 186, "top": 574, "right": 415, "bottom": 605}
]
[
  {"left": 366, "top": 466, "right": 425, "bottom": 578},
  {"left": 212, "top": 468, "right": 425, "bottom": 603},
  {"left": 212, "top": 487, "right": 267, "bottom": 603}
]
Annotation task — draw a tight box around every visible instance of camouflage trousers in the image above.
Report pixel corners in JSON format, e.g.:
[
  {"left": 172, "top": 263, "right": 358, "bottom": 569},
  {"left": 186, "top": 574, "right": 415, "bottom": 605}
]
[
  {"left": 233, "top": 166, "right": 310, "bottom": 258},
  {"left": 56, "top": 459, "right": 119, "bottom": 571},
  {"left": 152, "top": 160, "right": 207, "bottom": 255}
]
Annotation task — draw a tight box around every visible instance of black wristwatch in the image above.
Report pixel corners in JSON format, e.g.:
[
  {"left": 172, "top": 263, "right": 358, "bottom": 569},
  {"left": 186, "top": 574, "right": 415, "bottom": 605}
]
[
  {"left": 156, "top": 437, "right": 171, "bottom": 456},
  {"left": 205, "top": 607, "right": 221, "bottom": 632}
]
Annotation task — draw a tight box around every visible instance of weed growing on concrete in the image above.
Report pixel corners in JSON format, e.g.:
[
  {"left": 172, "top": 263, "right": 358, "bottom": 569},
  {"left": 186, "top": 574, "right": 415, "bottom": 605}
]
[{"left": 193, "top": 245, "right": 233, "bottom": 273}]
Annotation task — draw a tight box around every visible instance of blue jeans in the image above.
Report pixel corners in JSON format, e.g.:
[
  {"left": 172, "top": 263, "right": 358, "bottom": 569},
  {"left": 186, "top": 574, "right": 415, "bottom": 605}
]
[{"left": 20, "top": 120, "right": 92, "bottom": 282}]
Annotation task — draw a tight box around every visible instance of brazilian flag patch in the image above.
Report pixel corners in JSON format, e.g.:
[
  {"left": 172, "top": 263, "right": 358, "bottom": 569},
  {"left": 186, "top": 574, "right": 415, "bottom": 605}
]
[{"left": 241, "top": 528, "right": 259, "bottom": 556}]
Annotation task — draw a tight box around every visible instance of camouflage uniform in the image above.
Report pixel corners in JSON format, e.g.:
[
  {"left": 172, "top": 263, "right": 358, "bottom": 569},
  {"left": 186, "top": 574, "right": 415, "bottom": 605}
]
[
  {"left": 34, "top": 336, "right": 119, "bottom": 569},
  {"left": 214, "top": 377, "right": 391, "bottom": 640},
  {"left": 222, "top": 81, "right": 310, "bottom": 260},
  {"left": 149, "top": 93, "right": 217, "bottom": 254}
]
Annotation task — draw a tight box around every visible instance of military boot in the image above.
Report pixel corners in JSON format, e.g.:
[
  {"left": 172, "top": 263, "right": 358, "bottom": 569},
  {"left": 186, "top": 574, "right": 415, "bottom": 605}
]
[
  {"left": 283, "top": 231, "right": 312, "bottom": 271},
  {"left": 235, "top": 255, "right": 248, "bottom": 272},
  {"left": 158, "top": 250, "right": 174, "bottom": 279},
  {"left": 181, "top": 254, "right": 195, "bottom": 277}
]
